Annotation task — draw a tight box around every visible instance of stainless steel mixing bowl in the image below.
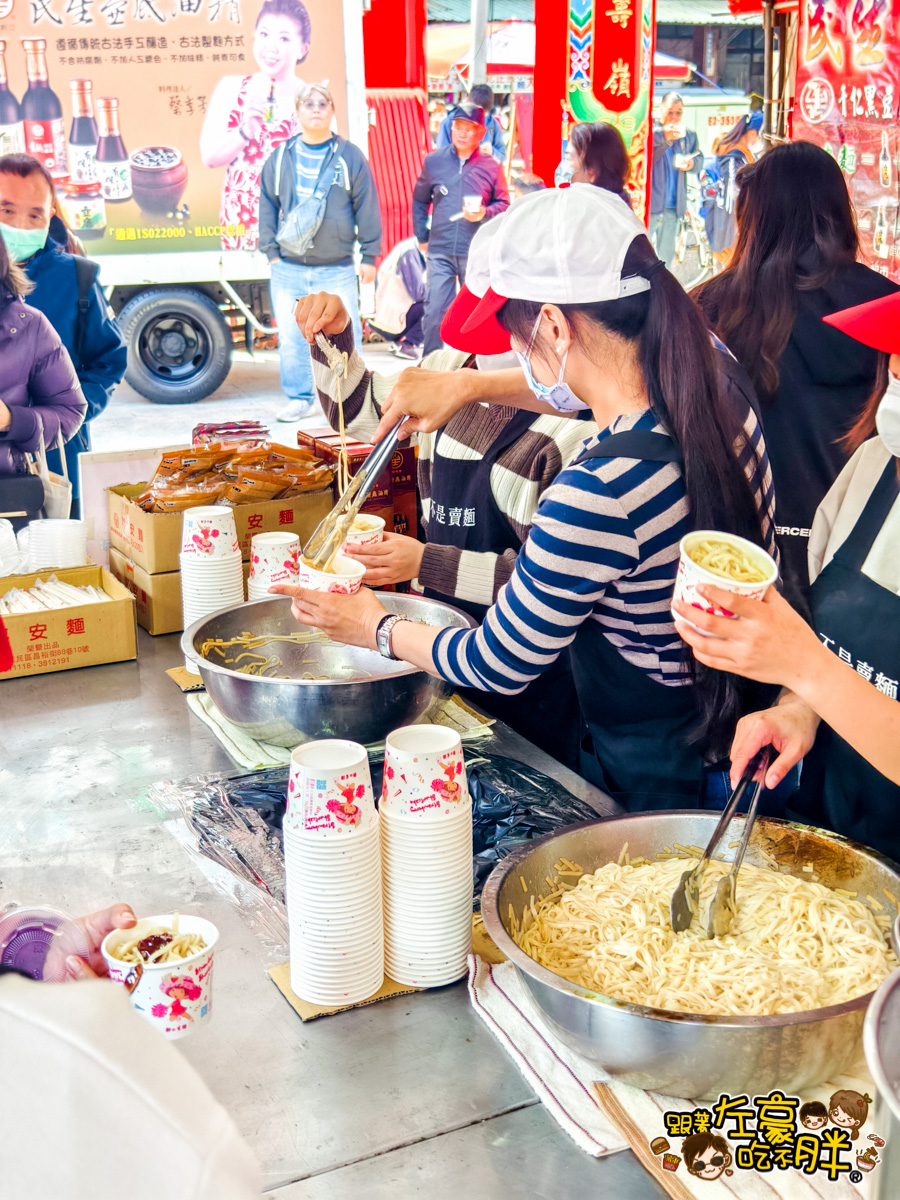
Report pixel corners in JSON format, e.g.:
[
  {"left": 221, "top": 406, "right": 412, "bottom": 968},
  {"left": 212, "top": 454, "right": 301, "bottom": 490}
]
[
  {"left": 482, "top": 812, "right": 900, "bottom": 1099},
  {"left": 181, "top": 593, "right": 476, "bottom": 747}
]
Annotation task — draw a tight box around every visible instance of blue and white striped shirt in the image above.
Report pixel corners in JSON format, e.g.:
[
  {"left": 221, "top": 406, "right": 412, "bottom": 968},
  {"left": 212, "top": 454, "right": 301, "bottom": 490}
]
[
  {"left": 295, "top": 137, "right": 335, "bottom": 198},
  {"left": 432, "top": 406, "right": 777, "bottom": 693}
]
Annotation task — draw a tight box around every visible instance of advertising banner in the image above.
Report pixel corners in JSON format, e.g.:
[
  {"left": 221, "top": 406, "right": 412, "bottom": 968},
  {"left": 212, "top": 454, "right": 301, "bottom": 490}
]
[
  {"left": 794, "top": 0, "right": 900, "bottom": 278},
  {"left": 565, "top": 0, "right": 655, "bottom": 220},
  {"left": 0, "top": 0, "right": 345, "bottom": 255}
]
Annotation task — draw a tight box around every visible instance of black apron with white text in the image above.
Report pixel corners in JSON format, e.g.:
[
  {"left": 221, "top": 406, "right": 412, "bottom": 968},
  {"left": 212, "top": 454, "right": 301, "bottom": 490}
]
[
  {"left": 423, "top": 409, "right": 582, "bottom": 769},
  {"left": 570, "top": 431, "right": 705, "bottom": 810},
  {"left": 789, "top": 461, "right": 900, "bottom": 861}
]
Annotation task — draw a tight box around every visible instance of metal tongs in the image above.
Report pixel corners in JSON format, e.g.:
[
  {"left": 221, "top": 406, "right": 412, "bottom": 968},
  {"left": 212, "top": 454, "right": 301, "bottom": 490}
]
[
  {"left": 669, "top": 747, "right": 772, "bottom": 938},
  {"left": 302, "top": 333, "right": 404, "bottom": 571}
]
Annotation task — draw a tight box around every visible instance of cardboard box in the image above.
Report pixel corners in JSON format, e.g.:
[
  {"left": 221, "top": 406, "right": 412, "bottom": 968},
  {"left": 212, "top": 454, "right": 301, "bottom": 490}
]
[
  {"left": 0, "top": 565, "right": 137, "bottom": 679},
  {"left": 107, "top": 484, "right": 333, "bottom": 575},
  {"left": 297, "top": 433, "right": 394, "bottom": 525},
  {"left": 109, "top": 547, "right": 251, "bottom": 636}
]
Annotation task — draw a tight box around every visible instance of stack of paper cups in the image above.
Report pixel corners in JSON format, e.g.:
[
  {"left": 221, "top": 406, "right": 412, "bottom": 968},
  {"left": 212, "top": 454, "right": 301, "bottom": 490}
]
[
  {"left": 247, "top": 531, "right": 300, "bottom": 602},
  {"left": 180, "top": 506, "right": 243, "bottom": 673},
  {"left": 380, "top": 725, "right": 473, "bottom": 987},
  {"left": 284, "top": 740, "right": 384, "bottom": 1006}
]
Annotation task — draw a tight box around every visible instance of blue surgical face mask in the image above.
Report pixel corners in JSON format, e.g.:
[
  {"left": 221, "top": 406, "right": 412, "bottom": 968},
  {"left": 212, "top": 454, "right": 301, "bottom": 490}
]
[
  {"left": 0, "top": 221, "right": 49, "bottom": 263},
  {"left": 513, "top": 313, "right": 590, "bottom": 413}
]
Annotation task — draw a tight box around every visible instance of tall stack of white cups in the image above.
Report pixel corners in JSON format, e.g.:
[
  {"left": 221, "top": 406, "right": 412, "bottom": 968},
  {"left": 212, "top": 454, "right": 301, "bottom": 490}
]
[
  {"left": 180, "top": 506, "right": 244, "bottom": 673},
  {"left": 380, "top": 726, "right": 473, "bottom": 986},
  {"left": 284, "top": 740, "right": 384, "bottom": 1006}
]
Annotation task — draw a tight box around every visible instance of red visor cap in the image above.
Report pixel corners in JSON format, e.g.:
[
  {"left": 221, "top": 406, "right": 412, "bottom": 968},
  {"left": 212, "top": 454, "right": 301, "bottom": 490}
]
[
  {"left": 822, "top": 289, "right": 900, "bottom": 355},
  {"left": 441, "top": 284, "right": 511, "bottom": 354}
]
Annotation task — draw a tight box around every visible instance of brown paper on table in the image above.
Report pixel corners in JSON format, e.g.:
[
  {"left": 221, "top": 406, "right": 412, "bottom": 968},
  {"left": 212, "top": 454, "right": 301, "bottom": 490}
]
[
  {"left": 166, "top": 665, "right": 206, "bottom": 693},
  {"left": 268, "top": 961, "right": 420, "bottom": 1021},
  {"left": 472, "top": 915, "right": 506, "bottom": 965}
]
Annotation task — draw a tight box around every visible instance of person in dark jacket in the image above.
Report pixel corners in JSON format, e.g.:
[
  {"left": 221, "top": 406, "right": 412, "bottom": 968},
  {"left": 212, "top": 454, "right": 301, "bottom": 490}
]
[
  {"left": 413, "top": 102, "right": 509, "bottom": 356},
  {"left": 435, "top": 84, "right": 506, "bottom": 163},
  {"left": 259, "top": 82, "right": 382, "bottom": 422},
  {"left": 0, "top": 238, "right": 86, "bottom": 481},
  {"left": 694, "top": 140, "right": 899, "bottom": 604},
  {"left": 649, "top": 92, "right": 701, "bottom": 267},
  {"left": 0, "top": 155, "right": 126, "bottom": 516}
]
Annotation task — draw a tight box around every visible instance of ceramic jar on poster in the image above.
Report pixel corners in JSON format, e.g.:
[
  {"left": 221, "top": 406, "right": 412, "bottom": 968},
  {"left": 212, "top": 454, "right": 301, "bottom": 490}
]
[{"left": 101, "top": 913, "right": 218, "bottom": 1040}]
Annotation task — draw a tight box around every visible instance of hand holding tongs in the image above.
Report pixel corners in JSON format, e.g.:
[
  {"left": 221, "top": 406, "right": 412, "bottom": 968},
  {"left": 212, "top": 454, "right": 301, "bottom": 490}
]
[
  {"left": 301, "top": 333, "right": 403, "bottom": 571},
  {"left": 669, "top": 747, "right": 772, "bottom": 938}
]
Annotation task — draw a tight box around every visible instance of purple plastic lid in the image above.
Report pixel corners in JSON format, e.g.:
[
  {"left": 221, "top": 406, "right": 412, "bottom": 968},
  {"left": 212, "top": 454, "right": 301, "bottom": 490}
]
[{"left": 0, "top": 907, "right": 92, "bottom": 982}]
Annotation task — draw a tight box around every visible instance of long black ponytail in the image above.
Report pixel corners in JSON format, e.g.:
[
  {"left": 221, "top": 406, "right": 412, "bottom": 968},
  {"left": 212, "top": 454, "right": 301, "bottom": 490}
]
[{"left": 499, "top": 235, "right": 766, "bottom": 757}]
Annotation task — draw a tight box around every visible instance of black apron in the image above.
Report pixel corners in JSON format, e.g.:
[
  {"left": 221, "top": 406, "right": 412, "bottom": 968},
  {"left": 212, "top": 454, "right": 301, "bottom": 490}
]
[
  {"left": 423, "top": 408, "right": 582, "bottom": 769},
  {"left": 570, "top": 430, "right": 705, "bottom": 811},
  {"left": 789, "top": 460, "right": 900, "bottom": 861}
]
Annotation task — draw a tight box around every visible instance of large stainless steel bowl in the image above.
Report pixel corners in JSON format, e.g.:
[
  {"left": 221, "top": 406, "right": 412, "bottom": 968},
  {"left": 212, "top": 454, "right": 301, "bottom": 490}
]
[
  {"left": 482, "top": 813, "right": 900, "bottom": 1099},
  {"left": 181, "top": 593, "right": 476, "bottom": 747}
]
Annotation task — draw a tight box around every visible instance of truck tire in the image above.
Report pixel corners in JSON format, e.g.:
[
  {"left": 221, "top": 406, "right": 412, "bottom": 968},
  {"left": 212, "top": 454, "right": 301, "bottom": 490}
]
[{"left": 118, "top": 288, "right": 232, "bottom": 404}]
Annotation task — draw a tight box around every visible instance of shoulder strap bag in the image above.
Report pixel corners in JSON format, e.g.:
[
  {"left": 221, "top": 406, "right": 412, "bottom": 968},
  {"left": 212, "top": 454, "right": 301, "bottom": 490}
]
[
  {"left": 28, "top": 430, "right": 72, "bottom": 520},
  {"left": 275, "top": 138, "right": 342, "bottom": 259}
]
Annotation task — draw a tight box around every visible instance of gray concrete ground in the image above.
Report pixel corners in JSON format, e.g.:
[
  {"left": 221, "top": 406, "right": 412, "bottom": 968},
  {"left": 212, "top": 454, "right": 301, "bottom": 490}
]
[{"left": 90, "top": 343, "right": 400, "bottom": 454}]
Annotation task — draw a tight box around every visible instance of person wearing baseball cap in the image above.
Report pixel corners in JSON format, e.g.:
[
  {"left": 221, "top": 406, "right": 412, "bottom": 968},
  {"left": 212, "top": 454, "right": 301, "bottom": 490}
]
[
  {"left": 286, "top": 209, "right": 596, "bottom": 768},
  {"left": 675, "top": 289, "right": 900, "bottom": 860},
  {"left": 276, "top": 185, "right": 778, "bottom": 809},
  {"left": 411, "top": 100, "right": 509, "bottom": 357}
]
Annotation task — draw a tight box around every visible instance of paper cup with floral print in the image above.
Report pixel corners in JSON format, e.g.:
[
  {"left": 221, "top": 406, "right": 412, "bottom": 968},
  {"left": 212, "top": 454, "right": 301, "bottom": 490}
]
[
  {"left": 297, "top": 554, "right": 365, "bottom": 595},
  {"left": 381, "top": 725, "right": 469, "bottom": 820},
  {"left": 101, "top": 913, "right": 218, "bottom": 1040},
  {"left": 249, "top": 531, "right": 300, "bottom": 587},
  {"left": 285, "top": 739, "right": 376, "bottom": 836},
  {"left": 672, "top": 530, "right": 778, "bottom": 638},
  {"left": 342, "top": 515, "right": 385, "bottom": 552},
  {"left": 180, "top": 506, "right": 240, "bottom": 559}
]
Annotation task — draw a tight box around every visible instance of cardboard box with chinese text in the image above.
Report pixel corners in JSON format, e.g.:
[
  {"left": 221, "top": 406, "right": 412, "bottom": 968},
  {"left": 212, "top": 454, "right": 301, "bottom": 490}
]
[
  {"left": 0, "top": 566, "right": 137, "bottom": 679},
  {"left": 108, "top": 548, "right": 251, "bottom": 636},
  {"left": 107, "top": 484, "right": 333, "bottom": 575}
]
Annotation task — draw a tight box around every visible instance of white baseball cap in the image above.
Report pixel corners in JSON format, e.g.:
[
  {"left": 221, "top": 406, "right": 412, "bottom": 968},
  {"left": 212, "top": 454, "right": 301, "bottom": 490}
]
[{"left": 461, "top": 184, "right": 653, "bottom": 341}]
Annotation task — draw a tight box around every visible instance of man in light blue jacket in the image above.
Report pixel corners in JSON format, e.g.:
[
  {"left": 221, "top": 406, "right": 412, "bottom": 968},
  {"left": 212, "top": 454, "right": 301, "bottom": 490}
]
[{"left": 649, "top": 93, "right": 701, "bottom": 268}]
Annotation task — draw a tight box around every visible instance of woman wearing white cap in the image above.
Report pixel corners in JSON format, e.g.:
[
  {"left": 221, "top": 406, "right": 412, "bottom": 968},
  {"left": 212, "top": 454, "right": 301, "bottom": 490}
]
[
  {"left": 291, "top": 211, "right": 593, "bottom": 768},
  {"left": 275, "top": 186, "right": 777, "bottom": 807}
]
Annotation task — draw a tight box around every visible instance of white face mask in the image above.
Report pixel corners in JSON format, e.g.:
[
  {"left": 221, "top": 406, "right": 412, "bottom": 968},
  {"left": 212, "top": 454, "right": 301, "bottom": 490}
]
[
  {"left": 513, "top": 313, "right": 590, "bottom": 413},
  {"left": 876, "top": 373, "right": 900, "bottom": 457}
]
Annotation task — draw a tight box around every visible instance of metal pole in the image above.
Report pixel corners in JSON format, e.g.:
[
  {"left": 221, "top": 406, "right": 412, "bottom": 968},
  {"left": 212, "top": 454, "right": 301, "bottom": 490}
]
[
  {"left": 762, "top": 0, "right": 773, "bottom": 138},
  {"left": 470, "top": 0, "right": 489, "bottom": 87}
]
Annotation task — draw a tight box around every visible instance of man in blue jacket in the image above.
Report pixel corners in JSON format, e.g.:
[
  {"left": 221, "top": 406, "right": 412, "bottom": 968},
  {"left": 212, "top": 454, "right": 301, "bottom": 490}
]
[
  {"left": 649, "top": 93, "right": 701, "bottom": 268},
  {"left": 0, "top": 155, "right": 126, "bottom": 517},
  {"left": 435, "top": 85, "right": 506, "bottom": 164},
  {"left": 413, "top": 102, "right": 509, "bottom": 356}
]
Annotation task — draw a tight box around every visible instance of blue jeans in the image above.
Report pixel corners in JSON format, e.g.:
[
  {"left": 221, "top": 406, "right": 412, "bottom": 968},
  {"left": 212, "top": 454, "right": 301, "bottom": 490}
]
[
  {"left": 649, "top": 209, "right": 679, "bottom": 269},
  {"left": 269, "top": 259, "right": 362, "bottom": 403},
  {"left": 700, "top": 763, "right": 801, "bottom": 818}
]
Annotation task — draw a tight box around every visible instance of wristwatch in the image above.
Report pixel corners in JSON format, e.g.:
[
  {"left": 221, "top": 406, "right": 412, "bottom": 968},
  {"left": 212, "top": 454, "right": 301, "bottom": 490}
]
[{"left": 376, "top": 614, "right": 407, "bottom": 660}]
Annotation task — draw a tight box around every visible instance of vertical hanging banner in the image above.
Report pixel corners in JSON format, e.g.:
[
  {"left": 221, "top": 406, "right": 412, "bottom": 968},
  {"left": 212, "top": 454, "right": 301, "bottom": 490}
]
[
  {"left": 794, "top": 0, "right": 900, "bottom": 279},
  {"left": 565, "top": 0, "right": 655, "bottom": 221}
]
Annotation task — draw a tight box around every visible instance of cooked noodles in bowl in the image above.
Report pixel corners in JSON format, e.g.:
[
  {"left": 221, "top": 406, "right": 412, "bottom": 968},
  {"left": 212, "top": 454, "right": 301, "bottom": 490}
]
[
  {"left": 513, "top": 856, "right": 898, "bottom": 1017},
  {"left": 111, "top": 914, "right": 207, "bottom": 965},
  {"left": 687, "top": 538, "right": 769, "bottom": 584}
]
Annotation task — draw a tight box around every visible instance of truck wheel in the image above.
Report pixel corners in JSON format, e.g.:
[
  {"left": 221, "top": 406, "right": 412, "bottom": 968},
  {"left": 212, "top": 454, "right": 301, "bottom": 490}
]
[{"left": 118, "top": 288, "right": 232, "bottom": 404}]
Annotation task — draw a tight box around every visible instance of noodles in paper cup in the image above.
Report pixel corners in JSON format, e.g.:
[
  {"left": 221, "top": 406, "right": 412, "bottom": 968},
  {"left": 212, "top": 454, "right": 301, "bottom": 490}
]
[
  {"left": 672, "top": 530, "right": 778, "bottom": 638},
  {"left": 101, "top": 913, "right": 218, "bottom": 1040}
]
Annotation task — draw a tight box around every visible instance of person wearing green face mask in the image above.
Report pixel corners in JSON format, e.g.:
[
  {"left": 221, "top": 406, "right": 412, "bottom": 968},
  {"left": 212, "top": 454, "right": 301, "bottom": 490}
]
[{"left": 0, "top": 154, "right": 126, "bottom": 516}]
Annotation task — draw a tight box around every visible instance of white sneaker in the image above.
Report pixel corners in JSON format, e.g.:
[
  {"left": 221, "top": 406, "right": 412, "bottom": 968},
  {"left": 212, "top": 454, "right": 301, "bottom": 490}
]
[{"left": 276, "top": 398, "right": 315, "bottom": 422}]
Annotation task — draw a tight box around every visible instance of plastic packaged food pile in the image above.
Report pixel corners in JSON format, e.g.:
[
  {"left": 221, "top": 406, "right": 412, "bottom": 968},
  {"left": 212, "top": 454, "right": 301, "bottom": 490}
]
[
  {"left": 192, "top": 420, "right": 270, "bottom": 446},
  {"left": 135, "top": 441, "right": 334, "bottom": 513},
  {"left": 0, "top": 574, "right": 111, "bottom": 615}
]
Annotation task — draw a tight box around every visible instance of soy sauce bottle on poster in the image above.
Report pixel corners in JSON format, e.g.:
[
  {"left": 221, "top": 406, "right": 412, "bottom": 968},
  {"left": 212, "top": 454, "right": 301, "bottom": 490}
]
[
  {"left": 20, "top": 37, "right": 68, "bottom": 179},
  {"left": 68, "top": 79, "right": 98, "bottom": 184},
  {"left": 95, "top": 96, "right": 132, "bottom": 201},
  {"left": 0, "top": 40, "right": 25, "bottom": 155},
  {"left": 874, "top": 200, "right": 890, "bottom": 260},
  {"left": 880, "top": 130, "right": 892, "bottom": 189}
]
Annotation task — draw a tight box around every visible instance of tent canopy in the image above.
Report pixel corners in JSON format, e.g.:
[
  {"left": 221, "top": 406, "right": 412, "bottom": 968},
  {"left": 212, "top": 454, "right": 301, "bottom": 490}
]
[{"left": 426, "top": 21, "right": 695, "bottom": 83}]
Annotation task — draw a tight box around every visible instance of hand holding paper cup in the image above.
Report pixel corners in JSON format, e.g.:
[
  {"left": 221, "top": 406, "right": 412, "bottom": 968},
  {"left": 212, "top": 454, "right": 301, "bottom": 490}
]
[
  {"left": 101, "top": 913, "right": 218, "bottom": 1040},
  {"left": 297, "top": 553, "right": 366, "bottom": 595},
  {"left": 672, "top": 530, "right": 778, "bottom": 638},
  {"left": 341, "top": 515, "right": 385, "bottom": 552}
]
